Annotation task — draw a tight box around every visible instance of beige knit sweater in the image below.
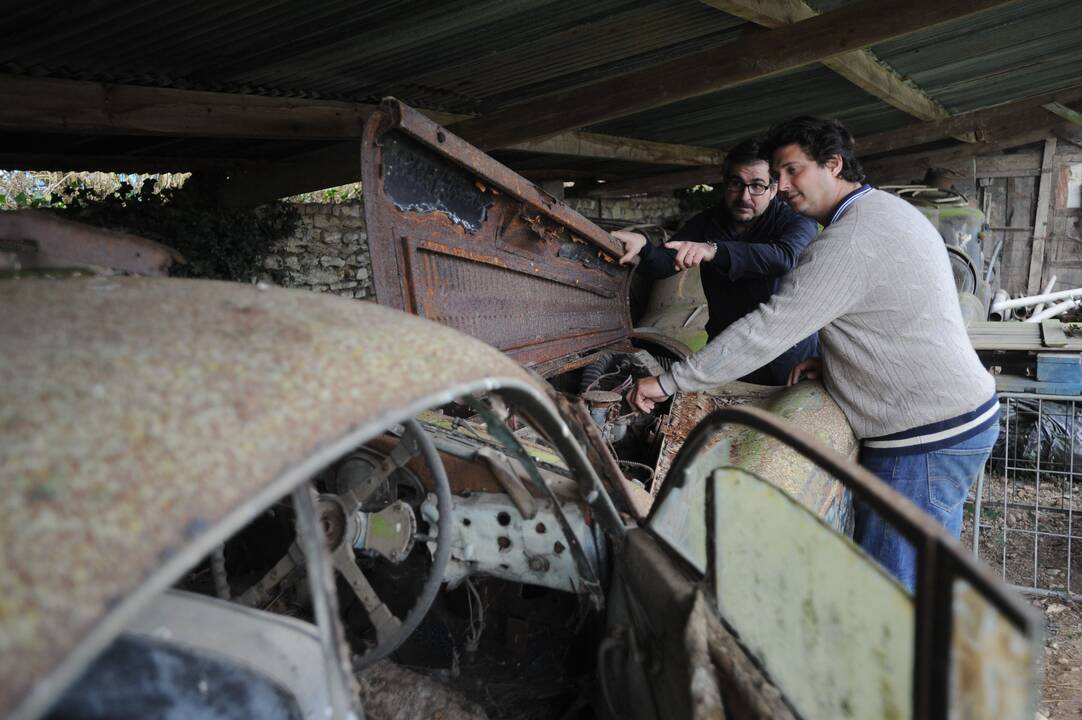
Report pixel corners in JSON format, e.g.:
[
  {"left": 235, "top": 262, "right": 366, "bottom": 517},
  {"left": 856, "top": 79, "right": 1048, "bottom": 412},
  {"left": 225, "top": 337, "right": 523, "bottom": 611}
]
[{"left": 658, "top": 189, "right": 994, "bottom": 440}]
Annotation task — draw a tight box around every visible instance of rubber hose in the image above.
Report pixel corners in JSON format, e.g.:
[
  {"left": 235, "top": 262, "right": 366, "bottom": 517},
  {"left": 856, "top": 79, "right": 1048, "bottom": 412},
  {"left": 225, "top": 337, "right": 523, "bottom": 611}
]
[{"left": 579, "top": 351, "right": 616, "bottom": 394}]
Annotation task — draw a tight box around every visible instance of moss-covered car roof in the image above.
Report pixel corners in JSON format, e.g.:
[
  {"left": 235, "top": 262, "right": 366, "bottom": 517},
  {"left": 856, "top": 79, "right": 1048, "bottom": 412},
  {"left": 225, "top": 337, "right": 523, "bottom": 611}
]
[{"left": 0, "top": 276, "right": 539, "bottom": 720}]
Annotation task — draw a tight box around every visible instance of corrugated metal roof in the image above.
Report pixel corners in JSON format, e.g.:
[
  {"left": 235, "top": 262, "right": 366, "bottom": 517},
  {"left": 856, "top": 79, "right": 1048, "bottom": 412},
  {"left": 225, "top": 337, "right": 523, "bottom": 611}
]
[
  {"left": 869, "top": 0, "right": 1082, "bottom": 113},
  {"left": 808, "top": 0, "right": 1082, "bottom": 114},
  {"left": 589, "top": 64, "right": 915, "bottom": 148},
  {"left": 0, "top": 0, "right": 743, "bottom": 113}
]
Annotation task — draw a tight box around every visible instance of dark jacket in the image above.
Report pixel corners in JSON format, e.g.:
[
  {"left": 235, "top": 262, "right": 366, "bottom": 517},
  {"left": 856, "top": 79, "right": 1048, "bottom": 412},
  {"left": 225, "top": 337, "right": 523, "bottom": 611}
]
[{"left": 638, "top": 197, "right": 820, "bottom": 385}]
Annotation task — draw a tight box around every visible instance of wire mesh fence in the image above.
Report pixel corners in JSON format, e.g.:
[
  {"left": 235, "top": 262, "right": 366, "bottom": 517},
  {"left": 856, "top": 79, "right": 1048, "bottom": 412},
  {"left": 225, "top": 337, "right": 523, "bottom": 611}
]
[{"left": 970, "top": 394, "right": 1082, "bottom": 600}]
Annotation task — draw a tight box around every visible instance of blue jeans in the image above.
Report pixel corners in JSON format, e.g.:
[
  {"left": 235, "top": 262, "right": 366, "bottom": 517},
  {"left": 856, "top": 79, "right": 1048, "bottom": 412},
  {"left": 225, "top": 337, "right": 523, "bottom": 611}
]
[{"left": 856, "top": 423, "right": 999, "bottom": 592}]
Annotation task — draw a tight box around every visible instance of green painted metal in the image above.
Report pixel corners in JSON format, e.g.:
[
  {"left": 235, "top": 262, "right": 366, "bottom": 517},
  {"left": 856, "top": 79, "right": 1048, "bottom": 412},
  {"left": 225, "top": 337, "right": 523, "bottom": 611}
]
[
  {"left": 712, "top": 465, "right": 914, "bottom": 720},
  {"left": 716, "top": 381, "right": 857, "bottom": 530}
]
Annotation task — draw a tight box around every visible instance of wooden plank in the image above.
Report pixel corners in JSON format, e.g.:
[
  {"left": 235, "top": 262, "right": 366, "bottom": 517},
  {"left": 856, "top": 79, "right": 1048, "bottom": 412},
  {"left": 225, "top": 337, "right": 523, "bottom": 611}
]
[
  {"left": 0, "top": 74, "right": 377, "bottom": 139},
  {"left": 968, "top": 320, "right": 1082, "bottom": 352},
  {"left": 595, "top": 142, "right": 1044, "bottom": 197},
  {"left": 863, "top": 133, "right": 1048, "bottom": 185},
  {"left": 216, "top": 142, "right": 364, "bottom": 207},
  {"left": 1004, "top": 175, "right": 1038, "bottom": 294},
  {"left": 512, "top": 132, "right": 724, "bottom": 167},
  {"left": 701, "top": 0, "right": 955, "bottom": 125},
  {"left": 449, "top": 0, "right": 1021, "bottom": 150},
  {"left": 0, "top": 152, "right": 255, "bottom": 174},
  {"left": 0, "top": 74, "right": 724, "bottom": 169},
  {"left": 584, "top": 165, "right": 729, "bottom": 198},
  {"left": 1041, "top": 320, "right": 1068, "bottom": 348},
  {"left": 1027, "top": 138, "right": 1058, "bottom": 294},
  {"left": 1045, "top": 102, "right": 1082, "bottom": 128},
  {"left": 858, "top": 87, "right": 1082, "bottom": 157}
]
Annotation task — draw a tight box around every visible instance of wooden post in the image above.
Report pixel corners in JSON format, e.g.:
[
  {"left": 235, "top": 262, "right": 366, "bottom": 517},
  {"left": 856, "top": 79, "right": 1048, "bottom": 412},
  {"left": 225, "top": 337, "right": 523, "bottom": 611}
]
[{"left": 1027, "top": 137, "right": 1058, "bottom": 295}]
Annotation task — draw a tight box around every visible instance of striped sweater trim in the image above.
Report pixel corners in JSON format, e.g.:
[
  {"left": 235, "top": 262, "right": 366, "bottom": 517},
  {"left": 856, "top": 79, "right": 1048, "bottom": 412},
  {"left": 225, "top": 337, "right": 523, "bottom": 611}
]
[
  {"left": 826, "top": 184, "right": 874, "bottom": 226},
  {"left": 862, "top": 394, "right": 1000, "bottom": 456}
]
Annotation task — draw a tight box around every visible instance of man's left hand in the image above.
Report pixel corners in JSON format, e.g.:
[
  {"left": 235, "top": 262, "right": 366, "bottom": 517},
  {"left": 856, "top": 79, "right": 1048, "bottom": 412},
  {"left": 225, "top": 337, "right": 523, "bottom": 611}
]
[
  {"left": 664, "top": 240, "right": 717, "bottom": 271},
  {"left": 627, "top": 376, "right": 670, "bottom": 413}
]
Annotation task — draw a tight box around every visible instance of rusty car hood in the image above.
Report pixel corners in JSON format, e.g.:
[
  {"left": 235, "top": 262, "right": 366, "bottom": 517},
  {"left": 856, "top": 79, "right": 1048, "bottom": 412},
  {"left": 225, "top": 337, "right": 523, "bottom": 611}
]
[
  {"left": 0, "top": 276, "right": 541, "bottom": 720},
  {"left": 361, "top": 99, "right": 633, "bottom": 369}
]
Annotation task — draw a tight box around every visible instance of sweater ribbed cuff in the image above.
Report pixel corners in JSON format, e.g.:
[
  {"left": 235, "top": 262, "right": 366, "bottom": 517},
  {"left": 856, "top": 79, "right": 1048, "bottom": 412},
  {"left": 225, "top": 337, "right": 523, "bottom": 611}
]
[{"left": 657, "top": 372, "right": 678, "bottom": 396}]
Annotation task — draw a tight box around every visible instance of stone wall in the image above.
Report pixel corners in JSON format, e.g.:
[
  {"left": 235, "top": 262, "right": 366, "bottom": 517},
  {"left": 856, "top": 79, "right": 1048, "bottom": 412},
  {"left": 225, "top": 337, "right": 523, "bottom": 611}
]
[
  {"left": 565, "top": 195, "right": 684, "bottom": 227},
  {"left": 262, "top": 201, "right": 373, "bottom": 299},
  {"left": 267, "top": 193, "right": 683, "bottom": 298}
]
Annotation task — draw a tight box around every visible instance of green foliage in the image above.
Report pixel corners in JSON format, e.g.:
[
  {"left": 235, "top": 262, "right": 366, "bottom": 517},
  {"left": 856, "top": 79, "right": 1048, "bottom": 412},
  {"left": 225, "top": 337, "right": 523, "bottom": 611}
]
[
  {"left": 1, "top": 170, "right": 190, "bottom": 210},
  {"left": 285, "top": 181, "right": 363, "bottom": 204},
  {"left": 54, "top": 177, "right": 299, "bottom": 282}
]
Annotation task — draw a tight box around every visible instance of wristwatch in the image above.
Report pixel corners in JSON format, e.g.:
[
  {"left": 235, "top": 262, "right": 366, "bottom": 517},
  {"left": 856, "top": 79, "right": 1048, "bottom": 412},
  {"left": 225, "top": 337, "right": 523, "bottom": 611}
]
[{"left": 706, "top": 240, "right": 718, "bottom": 255}]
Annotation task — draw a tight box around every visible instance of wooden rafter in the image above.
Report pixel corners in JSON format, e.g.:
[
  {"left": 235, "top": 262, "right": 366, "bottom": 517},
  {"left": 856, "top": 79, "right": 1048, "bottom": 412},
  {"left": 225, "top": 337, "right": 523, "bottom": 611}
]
[
  {"left": 582, "top": 166, "right": 729, "bottom": 198},
  {"left": 858, "top": 87, "right": 1082, "bottom": 156},
  {"left": 449, "top": 0, "right": 1021, "bottom": 150},
  {"left": 0, "top": 74, "right": 722, "bottom": 170},
  {"left": 585, "top": 91, "right": 1080, "bottom": 196},
  {"left": 700, "top": 0, "right": 953, "bottom": 124},
  {"left": 862, "top": 130, "right": 1050, "bottom": 183}
]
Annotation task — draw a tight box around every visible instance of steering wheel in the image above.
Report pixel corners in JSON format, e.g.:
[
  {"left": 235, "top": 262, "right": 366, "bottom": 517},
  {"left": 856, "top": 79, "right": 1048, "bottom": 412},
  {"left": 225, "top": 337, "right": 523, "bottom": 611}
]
[{"left": 239, "top": 419, "right": 453, "bottom": 669}]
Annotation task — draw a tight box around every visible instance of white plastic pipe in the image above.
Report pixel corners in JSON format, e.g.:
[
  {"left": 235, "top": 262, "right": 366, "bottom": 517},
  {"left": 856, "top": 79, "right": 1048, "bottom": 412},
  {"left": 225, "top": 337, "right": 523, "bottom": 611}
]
[
  {"left": 989, "top": 289, "right": 1010, "bottom": 321},
  {"left": 1029, "top": 275, "right": 1057, "bottom": 317},
  {"left": 1025, "top": 298, "right": 1082, "bottom": 323},
  {"left": 992, "top": 287, "right": 1082, "bottom": 313}
]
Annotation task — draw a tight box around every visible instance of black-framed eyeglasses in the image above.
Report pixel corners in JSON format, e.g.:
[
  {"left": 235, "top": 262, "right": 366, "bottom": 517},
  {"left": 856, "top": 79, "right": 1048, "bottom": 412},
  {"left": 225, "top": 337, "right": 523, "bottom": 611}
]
[{"left": 724, "top": 178, "right": 774, "bottom": 196}]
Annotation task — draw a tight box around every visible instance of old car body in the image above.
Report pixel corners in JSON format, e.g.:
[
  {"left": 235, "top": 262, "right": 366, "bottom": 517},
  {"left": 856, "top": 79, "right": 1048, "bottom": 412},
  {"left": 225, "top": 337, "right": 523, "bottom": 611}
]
[
  {"left": 1, "top": 272, "right": 1042, "bottom": 720},
  {"left": 1, "top": 98, "right": 1043, "bottom": 719}
]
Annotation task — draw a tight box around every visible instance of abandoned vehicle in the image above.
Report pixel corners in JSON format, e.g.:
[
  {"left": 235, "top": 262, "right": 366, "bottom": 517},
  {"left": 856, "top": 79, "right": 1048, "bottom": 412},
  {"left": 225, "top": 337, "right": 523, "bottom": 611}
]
[{"left": 1, "top": 101, "right": 1042, "bottom": 720}]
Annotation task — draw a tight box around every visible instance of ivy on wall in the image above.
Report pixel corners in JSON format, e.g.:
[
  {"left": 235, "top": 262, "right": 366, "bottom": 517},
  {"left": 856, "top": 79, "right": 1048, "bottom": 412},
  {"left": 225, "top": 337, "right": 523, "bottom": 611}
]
[{"left": 47, "top": 177, "right": 299, "bottom": 282}]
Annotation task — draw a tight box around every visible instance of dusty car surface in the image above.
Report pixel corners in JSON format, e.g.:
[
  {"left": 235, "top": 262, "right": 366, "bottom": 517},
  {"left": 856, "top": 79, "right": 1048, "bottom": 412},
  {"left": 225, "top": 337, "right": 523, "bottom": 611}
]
[
  {"left": 0, "top": 100, "right": 1045, "bottom": 720},
  {"left": 0, "top": 266, "right": 1043, "bottom": 719}
]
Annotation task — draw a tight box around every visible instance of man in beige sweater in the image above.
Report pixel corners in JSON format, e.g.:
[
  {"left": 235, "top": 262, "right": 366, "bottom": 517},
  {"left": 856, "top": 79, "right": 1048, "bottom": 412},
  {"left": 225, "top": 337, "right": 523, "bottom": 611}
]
[{"left": 628, "top": 116, "right": 998, "bottom": 591}]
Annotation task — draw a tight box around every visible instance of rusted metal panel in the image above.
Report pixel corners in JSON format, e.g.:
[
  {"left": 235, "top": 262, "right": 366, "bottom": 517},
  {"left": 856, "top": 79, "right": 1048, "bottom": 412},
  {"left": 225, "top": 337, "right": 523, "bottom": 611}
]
[
  {"left": 950, "top": 578, "right": 1040, "bottom": 719},
  {"left": 0, "top": 209, "right": 182, "bottom": 275},
  {"left": 0, "top": 276, "right": 538, "bottom": 720},
  {"left": 362, "top": 98, "right": 632, "bottom": 368}
]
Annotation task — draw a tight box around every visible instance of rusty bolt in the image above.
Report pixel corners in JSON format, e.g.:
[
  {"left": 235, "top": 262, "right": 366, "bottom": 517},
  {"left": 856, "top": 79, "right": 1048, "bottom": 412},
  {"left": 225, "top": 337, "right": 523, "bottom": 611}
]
[{"left": 497, "top": 536, "right": 512, "bottom": 550}]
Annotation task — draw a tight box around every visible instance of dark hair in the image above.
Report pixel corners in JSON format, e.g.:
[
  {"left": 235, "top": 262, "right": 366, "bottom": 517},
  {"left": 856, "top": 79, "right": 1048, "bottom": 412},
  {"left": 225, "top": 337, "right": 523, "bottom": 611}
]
[
  {"left": 722, "top": 137, "right": 770, "bottom": 179},
  {"left": 760, "top": 116, "right": 865, "bottom": 183}
]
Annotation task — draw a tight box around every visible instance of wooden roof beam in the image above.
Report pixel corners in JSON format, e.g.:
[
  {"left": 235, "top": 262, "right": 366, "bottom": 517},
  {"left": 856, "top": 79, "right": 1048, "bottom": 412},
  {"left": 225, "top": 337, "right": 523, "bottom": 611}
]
[
  {"left": 858, "top": 86, "right": 1082, "bottom": 156},
  {"left": 701, "top": 0, "right": 974, "bottom": 143},
  {"left": 581, "top": 166, "right": 729, "bottom": 198},
  {"left": 586, "top": 90, "right": 1082, "bottom": 196},
  {"left": 700, "top": 0, "right": 956, "bottom": 125},
  {"left": 449, "top": 0, "right": 1021, "bottom": 150},
  {"left": 0, "top": 74, "right": 722, "bottom": 169},
  {"left": 0, "top": 74, "right": 377, "bottom": 140},
  {"left": 862, "top": 131, "right": 1050, "bottom": 183}
]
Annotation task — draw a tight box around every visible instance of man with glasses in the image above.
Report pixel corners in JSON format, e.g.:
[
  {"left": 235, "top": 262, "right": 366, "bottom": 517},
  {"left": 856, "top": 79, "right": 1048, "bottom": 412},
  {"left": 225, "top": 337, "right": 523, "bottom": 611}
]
[
  {"left": 613, "top": 137, "right": 819, "bottom": 385},
  {"left": 628, "top": 117, "right": 999, "bottom": 591}
]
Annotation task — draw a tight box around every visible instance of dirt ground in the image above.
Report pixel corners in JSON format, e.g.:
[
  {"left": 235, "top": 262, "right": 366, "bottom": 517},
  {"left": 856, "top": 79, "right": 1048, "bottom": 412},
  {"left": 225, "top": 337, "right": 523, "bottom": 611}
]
[{"left": 964, "top": 468, "right": 1082, "bottom": 719}]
